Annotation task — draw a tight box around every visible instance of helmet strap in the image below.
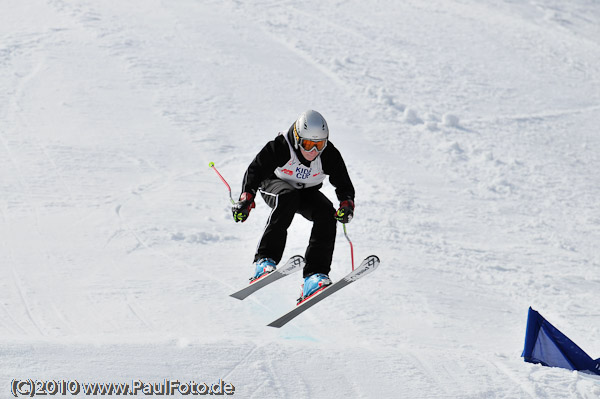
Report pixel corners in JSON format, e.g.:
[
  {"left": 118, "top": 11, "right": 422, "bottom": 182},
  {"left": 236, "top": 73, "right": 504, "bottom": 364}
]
[{"left": 293, "top": 123, "right": 300, "bottom": 150}]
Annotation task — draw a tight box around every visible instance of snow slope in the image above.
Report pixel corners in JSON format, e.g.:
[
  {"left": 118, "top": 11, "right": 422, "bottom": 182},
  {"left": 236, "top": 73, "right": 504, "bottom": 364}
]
[{"left": 1, "top": 0, "right": 599, "bottom": 397}]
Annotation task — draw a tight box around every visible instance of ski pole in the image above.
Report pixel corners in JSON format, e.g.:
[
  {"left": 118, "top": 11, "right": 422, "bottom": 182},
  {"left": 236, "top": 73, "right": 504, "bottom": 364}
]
[
  {"left": 343, "top": 224, "right": 355, "bottom": 271},
  {"left": 209, "top": 162, "right": 236, "bottom": 205}
]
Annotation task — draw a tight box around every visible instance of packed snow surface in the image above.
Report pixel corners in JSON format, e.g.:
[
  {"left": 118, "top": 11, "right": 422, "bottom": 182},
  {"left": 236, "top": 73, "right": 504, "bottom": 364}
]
[{"left": 1, "top": 0, "right": 599, "bottom": 397}]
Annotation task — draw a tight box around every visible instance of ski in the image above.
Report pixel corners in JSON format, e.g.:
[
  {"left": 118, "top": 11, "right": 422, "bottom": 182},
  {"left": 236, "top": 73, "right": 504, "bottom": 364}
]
[
  {"left": 230, "top": 255, "right": 305, "bottom": 300},
  {"left": 267, "top": 255, "right": 380, "bottom": 328}
]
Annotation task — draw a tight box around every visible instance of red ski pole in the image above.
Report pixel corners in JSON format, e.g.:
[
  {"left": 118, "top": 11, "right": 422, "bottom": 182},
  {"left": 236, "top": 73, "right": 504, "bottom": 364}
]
[
  {"left": 343, "top": 224, "right": 355, "bottom": 271},
  {"left": 209, "top": 162, "right": 235, "bottom": 205}
]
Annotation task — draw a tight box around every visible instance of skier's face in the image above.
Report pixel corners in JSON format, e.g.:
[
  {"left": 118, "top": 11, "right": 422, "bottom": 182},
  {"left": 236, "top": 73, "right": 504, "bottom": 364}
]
[{"left": 300, "top": 148, "right": 320, "bottom": 161}]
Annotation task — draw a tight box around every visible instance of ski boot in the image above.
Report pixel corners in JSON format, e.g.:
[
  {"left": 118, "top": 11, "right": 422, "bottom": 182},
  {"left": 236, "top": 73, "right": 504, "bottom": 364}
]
[
  {"left": 297, "top": 273, "right": 332, "bottom": 304},
  {"left": 250, "top": 258, "right": 277, "bottom": 283}
]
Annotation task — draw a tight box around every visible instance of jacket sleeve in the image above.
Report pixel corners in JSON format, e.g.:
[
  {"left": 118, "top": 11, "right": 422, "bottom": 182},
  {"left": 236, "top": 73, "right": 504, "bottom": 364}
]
[
  {"left": 241, "top": 135, "right": 290, "bottom": 197},
  {"left": 321, "top": 142, "right": 355, "bottom": 202}
]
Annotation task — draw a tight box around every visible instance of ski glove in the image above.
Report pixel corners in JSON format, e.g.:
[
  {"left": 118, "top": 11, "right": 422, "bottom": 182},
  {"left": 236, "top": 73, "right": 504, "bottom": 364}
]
[
  {"left": 232, "top": 192, "right": 255, "bottom": 223},
  {"left": 335, "top": 200, "right": 354, "bottom": 223}
]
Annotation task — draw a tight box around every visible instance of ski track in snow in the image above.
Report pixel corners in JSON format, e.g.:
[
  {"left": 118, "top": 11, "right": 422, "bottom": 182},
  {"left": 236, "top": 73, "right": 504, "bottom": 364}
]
[{"left": 1, "top": 0, "right": 600, "bottom": 397}]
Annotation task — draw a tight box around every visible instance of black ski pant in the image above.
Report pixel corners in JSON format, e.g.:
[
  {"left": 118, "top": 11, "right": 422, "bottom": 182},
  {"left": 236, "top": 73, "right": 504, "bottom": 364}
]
[{"left": 256, "top": 178, "right": 337, "bottom": 278}]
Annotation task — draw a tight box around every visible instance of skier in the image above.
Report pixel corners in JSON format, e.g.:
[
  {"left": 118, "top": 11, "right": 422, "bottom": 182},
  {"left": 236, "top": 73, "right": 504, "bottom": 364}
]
[{"left": 232, "top": 110, "right": 355, "bottom": 301}]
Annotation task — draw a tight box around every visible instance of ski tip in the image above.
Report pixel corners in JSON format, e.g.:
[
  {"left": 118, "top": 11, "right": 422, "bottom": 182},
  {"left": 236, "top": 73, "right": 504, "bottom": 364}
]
[
  {"left": 365, "top": 254, "right": 380, "bottom": 265},
  {"left": 208, "top": 161, "right": 215, "bottom": 168}
]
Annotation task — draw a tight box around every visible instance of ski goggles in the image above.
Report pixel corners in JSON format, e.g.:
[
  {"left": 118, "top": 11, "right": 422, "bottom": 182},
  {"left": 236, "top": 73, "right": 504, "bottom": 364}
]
[
  {"left": 293, "top": 124, "right": 328, "bottom": 152},
  {"left": 299, "top": 138, "right": 327, "bottom": 152}
]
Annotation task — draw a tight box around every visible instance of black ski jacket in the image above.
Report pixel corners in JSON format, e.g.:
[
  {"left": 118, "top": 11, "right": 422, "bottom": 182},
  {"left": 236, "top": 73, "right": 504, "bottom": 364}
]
[{"left": 241, "top": 124, "right": 355, "bottom": 202}]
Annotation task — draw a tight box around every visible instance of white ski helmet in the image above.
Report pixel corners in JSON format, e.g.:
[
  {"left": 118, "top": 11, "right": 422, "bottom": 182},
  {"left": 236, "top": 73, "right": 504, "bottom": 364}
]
[{"left": 293, "top": 110, "right": 329, "bottom": 151}]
